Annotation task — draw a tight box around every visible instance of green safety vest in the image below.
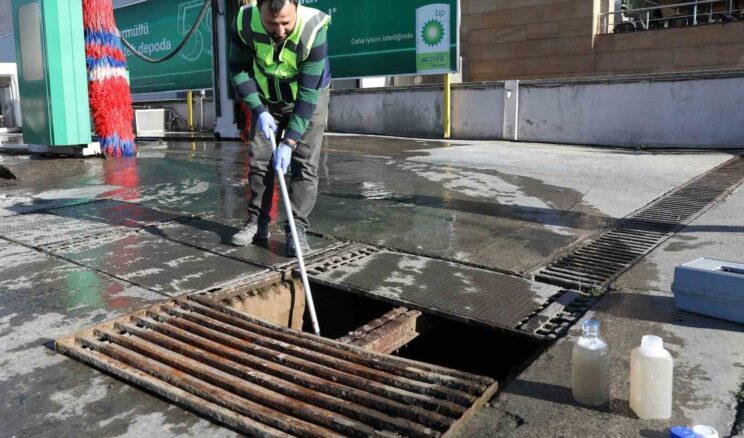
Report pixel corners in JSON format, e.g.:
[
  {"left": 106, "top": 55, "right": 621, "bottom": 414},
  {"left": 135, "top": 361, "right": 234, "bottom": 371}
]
[{"left": 237, "top": 4, "right": 330, "bottom": 104}]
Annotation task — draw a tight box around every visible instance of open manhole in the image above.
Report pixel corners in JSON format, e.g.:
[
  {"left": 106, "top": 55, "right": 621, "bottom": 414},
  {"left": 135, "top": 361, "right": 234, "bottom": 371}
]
[{"left": 57, "top": 271, "right": 504, "bottom": 437}]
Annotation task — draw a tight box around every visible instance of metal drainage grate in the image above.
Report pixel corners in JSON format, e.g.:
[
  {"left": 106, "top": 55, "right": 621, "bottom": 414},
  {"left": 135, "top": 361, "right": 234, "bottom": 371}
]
[
  {"left": 49, "top": 199, "right": 184, "bottom": 227},
  {"left": 517, "top": 290, "right": 601, "bottom": 339},
  {"left": 142, "top": 215, "right": 349, "bottom": 270},
  {"left": 306, "top": 245, "right": 564, "bottom": 334},
  {"left": 57, "top": 295, "right": 497, "bottom": 437},
  {"left": 536, "top": 156, "right": 744, "bottom": 290}
]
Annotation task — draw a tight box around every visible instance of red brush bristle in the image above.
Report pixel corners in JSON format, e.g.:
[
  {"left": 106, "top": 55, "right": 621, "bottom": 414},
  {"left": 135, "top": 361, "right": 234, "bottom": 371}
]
[{"left": 83, "top": 0, "right": 137, "bottom": 158}]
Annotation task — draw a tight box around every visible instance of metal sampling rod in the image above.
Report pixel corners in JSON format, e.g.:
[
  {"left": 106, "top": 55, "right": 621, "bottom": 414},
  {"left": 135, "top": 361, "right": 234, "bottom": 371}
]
[{"left": 269, "top": 130, "right": 321, "bottom": 336}]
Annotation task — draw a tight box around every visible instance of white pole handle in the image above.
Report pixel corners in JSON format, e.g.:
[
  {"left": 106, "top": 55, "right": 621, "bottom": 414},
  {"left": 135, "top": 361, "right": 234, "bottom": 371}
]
[{"left": 269, "top": 130, "right": 321, "bottom": 336}]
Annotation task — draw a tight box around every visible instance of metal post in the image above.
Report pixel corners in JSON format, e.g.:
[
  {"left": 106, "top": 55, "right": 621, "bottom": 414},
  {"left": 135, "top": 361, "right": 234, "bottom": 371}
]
[
  {"left": 646, "top": 10, "right": 650, "bottom": 29},
  {"left": 443, "top": 73, "right": 451, "bottom": 139},
  {"left": 694, "top": 1, "right": 698, "bottom": 24},
  {"left": 187, "top": 90, "right": 194, "bottom": 131},
  {"left": 199, "top": 89, "right": 205, "bottom": 131},
  {"left": 213, "top": 0, "right": 240, "bottom": 138}
]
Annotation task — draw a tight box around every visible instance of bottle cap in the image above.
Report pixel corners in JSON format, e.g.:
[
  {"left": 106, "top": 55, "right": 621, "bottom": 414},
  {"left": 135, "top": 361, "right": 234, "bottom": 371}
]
[
  {"left": 691, "top": 425, "right": 719, "bottom": 438},
  {"left": 641, "top": 335, "right": 664, "bottom": 351},
  {"left": 581, "top": 319, "right": 600, "bottom": 335},
  {"left": 669, "top": 426, "right": 695, "bottom": 438}
]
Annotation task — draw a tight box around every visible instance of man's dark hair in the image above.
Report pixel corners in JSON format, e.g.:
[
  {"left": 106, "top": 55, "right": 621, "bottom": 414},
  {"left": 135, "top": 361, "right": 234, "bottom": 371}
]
[{"left": 257, "top": 0, "right": 298, "bottom": 14}]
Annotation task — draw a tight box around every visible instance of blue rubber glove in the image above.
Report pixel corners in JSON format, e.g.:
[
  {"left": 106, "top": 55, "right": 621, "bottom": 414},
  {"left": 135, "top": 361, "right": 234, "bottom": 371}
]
[
  {"left": 273, "top": 142, "right": 293, "bottom": 174},
  {"left": 257, "top": 112, "right": 277, "bottom": 140}
]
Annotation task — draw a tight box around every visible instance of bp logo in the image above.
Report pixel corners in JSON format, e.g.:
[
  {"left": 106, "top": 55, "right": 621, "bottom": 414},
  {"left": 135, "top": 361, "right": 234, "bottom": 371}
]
[
  {"left": 421, "top": 19, "right": 445, "bottom": 46},
  {"left": 415, "top": 4, "right": 451, "bottom": 73}
]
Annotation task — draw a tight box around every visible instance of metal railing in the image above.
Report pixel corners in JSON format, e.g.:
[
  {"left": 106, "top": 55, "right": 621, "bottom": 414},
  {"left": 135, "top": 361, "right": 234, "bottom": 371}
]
[{"left": 598, "top": 0, "right": 744, "bottom": 34}]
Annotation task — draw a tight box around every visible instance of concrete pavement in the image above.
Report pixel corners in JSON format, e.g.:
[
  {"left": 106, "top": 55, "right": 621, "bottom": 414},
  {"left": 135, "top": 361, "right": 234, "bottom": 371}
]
[
  {"left": 457, "top": 186, "right": 744, "bottom": 437},
  {"left": 0, "top": 134, "right": 741, "bottom": 437}
]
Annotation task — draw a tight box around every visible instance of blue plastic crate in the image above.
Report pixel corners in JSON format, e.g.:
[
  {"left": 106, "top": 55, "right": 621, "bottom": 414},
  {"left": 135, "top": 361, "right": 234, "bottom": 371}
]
[{"left": 671, "top": 258, "right": 744, "bottom": 324}]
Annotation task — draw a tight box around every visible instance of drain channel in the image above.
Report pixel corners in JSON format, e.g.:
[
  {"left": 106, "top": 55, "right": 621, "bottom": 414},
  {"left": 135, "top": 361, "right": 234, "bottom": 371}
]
[
  {"left": 57, "top": 295, "right": 497, "bottom": 437},
  {"left": 536, "top": 155, "right": 744, "bottom": 290}
]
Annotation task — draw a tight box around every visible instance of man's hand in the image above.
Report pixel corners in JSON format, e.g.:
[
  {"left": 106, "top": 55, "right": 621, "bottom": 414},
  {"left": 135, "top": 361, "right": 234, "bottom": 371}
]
[
  {"left": 257, "top": 112, "right": 277, "bottom": 140},
  {"left": 273, "top": 142, "right": 293, "bottom": 174}
]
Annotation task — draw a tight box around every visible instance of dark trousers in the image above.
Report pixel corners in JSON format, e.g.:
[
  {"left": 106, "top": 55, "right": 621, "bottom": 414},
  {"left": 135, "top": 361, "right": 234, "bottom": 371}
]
[{"left": 247, "top": 87, "right": 329, "bottom": 230}]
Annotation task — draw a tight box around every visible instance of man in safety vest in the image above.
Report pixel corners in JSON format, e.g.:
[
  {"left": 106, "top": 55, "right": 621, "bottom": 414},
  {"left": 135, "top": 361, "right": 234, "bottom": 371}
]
[{"left": 229, "top": 0, "right": 331, "bottom": 256}]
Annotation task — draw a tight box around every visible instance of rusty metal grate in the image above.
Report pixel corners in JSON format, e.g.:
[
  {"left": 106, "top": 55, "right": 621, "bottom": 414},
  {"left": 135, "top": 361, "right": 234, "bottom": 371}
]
[
  {"left": 536, "top": 155, "right": 744, "bottom": 290},
  {"left": 57, "top": 295, "right": 497, "bottom": 437}
]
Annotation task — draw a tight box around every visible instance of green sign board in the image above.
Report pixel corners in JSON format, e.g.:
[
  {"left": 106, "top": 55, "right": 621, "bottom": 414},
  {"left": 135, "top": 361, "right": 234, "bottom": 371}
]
[
  {"left": 114, "top": 0, "right": 213, "bottom": 93},
  {"left": 114, "top": 0, "right": 459, "bottom": 92},
  {"left": 302, "top": 0, "right": 460, "bottom": 78}
]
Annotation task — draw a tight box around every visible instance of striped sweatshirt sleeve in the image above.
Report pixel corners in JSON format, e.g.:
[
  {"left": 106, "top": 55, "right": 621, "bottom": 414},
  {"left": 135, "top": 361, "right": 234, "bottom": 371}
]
[
  {"left": 285, "top": 25, "right": 328, "bottom": 142},
  {"left": 228, "top": 14, "right": 267, "bottom": 116}
]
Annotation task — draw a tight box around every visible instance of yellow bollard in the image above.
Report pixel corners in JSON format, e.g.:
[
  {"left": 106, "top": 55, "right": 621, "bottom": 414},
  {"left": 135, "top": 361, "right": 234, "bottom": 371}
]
[
  {"left": 187, "top": 90, "right": 194, "bottom": 131},
  {"left": 443, "top": 73, "right": 451, "bottom": 139}
]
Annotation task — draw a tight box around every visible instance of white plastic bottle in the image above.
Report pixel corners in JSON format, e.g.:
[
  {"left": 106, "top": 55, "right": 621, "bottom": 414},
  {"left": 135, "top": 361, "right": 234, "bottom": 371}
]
[
  {"left": 629, "top": 335, "right": 674, "bottom": 419},
  {"left": 571, "top": 319, "right": 609, "bottom": 406}
]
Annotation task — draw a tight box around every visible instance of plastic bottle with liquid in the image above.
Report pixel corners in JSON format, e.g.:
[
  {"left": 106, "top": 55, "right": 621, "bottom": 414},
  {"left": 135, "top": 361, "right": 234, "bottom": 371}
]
[
  {"left": 629, "top": 335, "right": 674, "bottom": 419},
  {"left": 571, "top": 319, "right": 610, "bottom": 406}
]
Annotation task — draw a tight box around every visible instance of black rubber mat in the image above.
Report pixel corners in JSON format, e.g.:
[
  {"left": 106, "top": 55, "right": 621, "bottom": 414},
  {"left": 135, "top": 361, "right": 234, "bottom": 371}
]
[
  {"left": 48, "top": 199, "right": 184, "bottom": 227},
  {"left": 52, "top": 232, "right": 267, "bottom": 296},
  {"left": 306, "top": 246, "right": 564, "bottom": 333},
  {"left": 0, "top": 195, "right": 94, "bottom": 217},
  {"left": 0, "top": 212, "right": 122, "bottom": 247},
  {"left": 0, "top": 239, "right": 166, "bottom": 312},
  {"left": 146, "top": 215, "right": 347, "bottom": 269}
]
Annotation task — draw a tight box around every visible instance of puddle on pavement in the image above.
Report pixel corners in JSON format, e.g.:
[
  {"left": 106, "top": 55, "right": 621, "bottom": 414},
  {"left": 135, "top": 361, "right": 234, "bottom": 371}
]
[
  {"left": 0, "top": 135, "right": 612, "bottom": 277},
  {"left": 1, "top": 137, "right": 607, "bottom": 234}
]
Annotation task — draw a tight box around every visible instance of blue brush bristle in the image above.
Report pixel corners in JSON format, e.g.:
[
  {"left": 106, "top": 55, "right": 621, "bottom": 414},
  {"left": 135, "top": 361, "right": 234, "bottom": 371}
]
[
  {"left": 100, "top": 134, "right": 136, "bottom": 157},
  {"left": 84, "top": 30, "right": 124, "bottom": 51},
  {"left": 86, "top": 56, "right": 127, "bottom": 70}
]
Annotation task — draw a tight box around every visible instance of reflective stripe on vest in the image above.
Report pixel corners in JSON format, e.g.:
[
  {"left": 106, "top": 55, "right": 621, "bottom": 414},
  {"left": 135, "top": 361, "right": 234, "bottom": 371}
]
[{"left": 236, "top": 4, "right": 329, "bottom": 104}]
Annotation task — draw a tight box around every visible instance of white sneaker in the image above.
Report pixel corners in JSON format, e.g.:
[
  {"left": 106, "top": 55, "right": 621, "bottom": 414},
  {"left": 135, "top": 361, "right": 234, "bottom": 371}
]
[{"left": 231, "top": 218, "right": 270, "bottom": 246}]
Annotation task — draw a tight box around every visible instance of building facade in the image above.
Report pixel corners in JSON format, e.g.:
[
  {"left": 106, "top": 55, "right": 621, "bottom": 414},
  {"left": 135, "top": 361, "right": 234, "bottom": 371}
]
[
  {"left": 461, "top": 0, "right": 744, "bottom": 81},
  {"left": 2, "top": 0, "right": 743, "bottom": 82}
]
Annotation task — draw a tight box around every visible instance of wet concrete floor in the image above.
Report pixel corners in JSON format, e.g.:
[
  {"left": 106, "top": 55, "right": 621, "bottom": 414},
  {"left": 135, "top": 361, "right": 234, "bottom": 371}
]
[
  {"left": 0, "top": 239, "right": 238, "bottom": 437},
  {"left": 0, "top": 134, "right": 737, "bottom": 436},
  {"left": 2, "top": 136, "right": 731, "bottom": 273}
]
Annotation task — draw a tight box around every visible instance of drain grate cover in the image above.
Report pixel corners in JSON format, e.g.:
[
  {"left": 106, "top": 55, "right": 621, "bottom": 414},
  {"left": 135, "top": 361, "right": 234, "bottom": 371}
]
[
  {"left": 0, "top": 212, "right": 117, "bottom": 247},
  {"left": 48, "top": 199, "right": 184, "bottom": 227},
  {"left": 56, "top": 295, "right": 497, "bottom": 437},
  {"left": 536, "top": 155, "right": 744, "bottom": 290},
  {"left": 307, "top": 246, "right": 564, "bottom": 333},
  {"left": 0, "top": 200, "right": 187, "bottom": 249},
  {"left": 52, "top": 232, "right": 267, "bottom": 296},
  {"left": 0, "top": 195, "right": 95, "bottom": 217},
  {"left": 147, "top": 215, "right": 347, "bottom": 269}
]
